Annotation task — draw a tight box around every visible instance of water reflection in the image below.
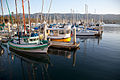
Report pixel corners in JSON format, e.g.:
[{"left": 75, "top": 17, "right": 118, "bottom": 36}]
[
  {"left": 77, "top": 36, "right": 102, "bottom": 45},
  {"left": 9, "top": 49, "right": 51, "bottom": 80},
  {"left": 48, "top": 48, "right": 78, "bottom": 67},
  {"left": 48, "top": 48, "right": 72, "bottom": 59},
  {"left": 1, "top": 25, "right": 120, "bottom": 80},
  {"left": 72, "top": 50, "right": 77, "bottom": 67},
  {"left": 0, "top": 46, "right": 4, "bottom": 56}
]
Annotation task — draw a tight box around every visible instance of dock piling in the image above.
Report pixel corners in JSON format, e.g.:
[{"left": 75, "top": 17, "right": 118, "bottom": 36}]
[
  {"left": 73, "top": 26, "right": 76, "bottom": 45},
  {"left": 43, "top": 21, "right": 47, "bottom": 40}
]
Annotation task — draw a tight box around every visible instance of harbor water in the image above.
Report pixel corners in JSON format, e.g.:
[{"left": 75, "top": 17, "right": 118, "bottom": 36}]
[{"left": 0, "top": 24, "right": 120, "bottom": 80}]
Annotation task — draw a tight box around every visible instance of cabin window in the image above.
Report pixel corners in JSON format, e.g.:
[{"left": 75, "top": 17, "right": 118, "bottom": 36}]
[
  {"left": 66, "top": 30, "right": 70, "bottom": 34},
  {"left": 47, "top": 30, "right": 48, "bottom": 33},
  {"left": 59, "top": 30, "right": 65, "bottom": 34},
  {"left": 53, "top": 30, "right": 59, "bottom": 36},
  {"left": 35, "top": 38, "right": 38, "bottom": 41},
  {"left": 30, "top": 39, "right": 33, "bottom": 41}
]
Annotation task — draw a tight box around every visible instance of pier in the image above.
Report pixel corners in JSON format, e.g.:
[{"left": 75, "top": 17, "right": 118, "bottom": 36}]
[{"left": 49, "top": 41, "right": 80, "bottom": 50}]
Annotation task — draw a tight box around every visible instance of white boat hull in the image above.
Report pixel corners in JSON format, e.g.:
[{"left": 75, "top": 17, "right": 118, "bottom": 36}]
[{"left": 9, "top": 46, "right": 48, "bottom": 53}]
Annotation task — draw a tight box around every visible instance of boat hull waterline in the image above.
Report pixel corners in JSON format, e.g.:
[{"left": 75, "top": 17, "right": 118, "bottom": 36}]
[
  {"left": 50, "top": 37, "right": 71, "bottom": 42},
  {"left": 8, "top": 41, "right": 49, "bottom": 53}
]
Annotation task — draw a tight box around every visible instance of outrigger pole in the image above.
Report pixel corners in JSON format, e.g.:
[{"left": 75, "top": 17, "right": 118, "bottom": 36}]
[
  {"left": 6, "top": 0, "right": 14, "bottom": 24},
  {"left": 6, "top": 0, "right": 14, "bottom": 38}
]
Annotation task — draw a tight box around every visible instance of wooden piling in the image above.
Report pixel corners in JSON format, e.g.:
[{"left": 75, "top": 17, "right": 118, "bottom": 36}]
[
  {"left": 43, "top": 21, "right": 47, "bottom": 40},
  {"left": 73, "top": 26, "right": 76, "bottom": 45}
]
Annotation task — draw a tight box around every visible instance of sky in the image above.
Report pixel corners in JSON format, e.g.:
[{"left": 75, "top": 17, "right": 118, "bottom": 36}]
[{"left": 0, "top": 0, "right": 120, "bottom": 15}]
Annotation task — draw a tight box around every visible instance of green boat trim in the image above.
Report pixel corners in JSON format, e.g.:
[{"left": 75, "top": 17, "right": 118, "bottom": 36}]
[
  {"left": 9, "top": 40, "right": 48, "bottom": 45},
  {"left": 8, "top": 39, "right": 49, "bottom": 50},
  {"left": 8, "top": 42, "right": 49, "bottom": 50}
]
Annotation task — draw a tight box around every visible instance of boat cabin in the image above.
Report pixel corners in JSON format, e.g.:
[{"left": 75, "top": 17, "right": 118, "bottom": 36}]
[{"left": 47, "top": 24, "right": 71, "bottom": 38}]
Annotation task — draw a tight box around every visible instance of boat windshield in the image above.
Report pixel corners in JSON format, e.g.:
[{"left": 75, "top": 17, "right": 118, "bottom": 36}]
[
  {"left": 31, "top": 33, "right": 38, "bottom": 37},
  {"left": 59, "top": 30, "right": 65, "bottom": 34}
]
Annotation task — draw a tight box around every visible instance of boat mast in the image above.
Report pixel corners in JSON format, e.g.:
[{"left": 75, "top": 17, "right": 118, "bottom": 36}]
[
  {"left": 28, "top": 0, "right": 31, "bottom": 36},
  {"left": 54, "top": 13, "right": 56, "bottom": 24},
  {"left": 70, "top": 9, "right": 72, "bottom": 24},
  {"left": 85, "top": 4, "right": 88, "bottom": 29},
  {"left": 0, "top": 0, "right": 5, "bottom": 24},
  {"left": 40, "top": 0, "right": 44, "bottom": 23},
  {"left": 22, "top": 0, "right": 26, "bottom": 35},
  {"left": 47, "top": 0, "right": 52, "bottom": 23},
  {"left": 73, "top": 9, "right": 75, "bottom": 24},
  {"left": 0, "top": 0, "right": 5, "bottom": 33},
  {"left": 6, "top": 0, "right": 14, "bottom": 37},
  {"left": 49, "top": 15, "right": 51, "bottom": 24},
  {"left": 94, "top": 9, "right": 96, "bottom": 25},
  {"left": 36, "top": 14, "right": 39, "bottom": 26},
  {"left": 15, "top": 0, "right": 20, "bottom": 43}
]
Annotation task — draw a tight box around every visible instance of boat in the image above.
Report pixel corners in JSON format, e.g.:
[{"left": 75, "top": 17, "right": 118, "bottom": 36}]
[
  {"left": 76, "top": 29, "right": 99, "bottom": 36},
  {"left": 8, "top": 0, "right": 50, "bottom": 54},
  {"left": 47, "top": 24, "right": 72, "bottom": 42},
  {"left": 8, "top": 35, "right": 50, "bottom": 53}
]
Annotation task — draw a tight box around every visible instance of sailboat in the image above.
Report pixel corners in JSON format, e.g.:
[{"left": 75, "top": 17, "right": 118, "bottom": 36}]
[
  {"left": 8, "top": 0, "right": 50, "bottom": 53},
  {"left": 76, "top": 4, "right": 100, "bottom": 36}
]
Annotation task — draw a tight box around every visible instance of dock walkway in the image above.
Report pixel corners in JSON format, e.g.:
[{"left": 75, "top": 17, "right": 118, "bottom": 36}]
[{"left": 49, "top": 41, "right": 80, "bottom": 50}]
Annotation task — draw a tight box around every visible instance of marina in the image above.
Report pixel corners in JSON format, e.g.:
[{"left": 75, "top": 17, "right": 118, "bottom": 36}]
[
  {"left": 0, "top": 25, "right": 120, "bottom": 80},
  {"left": 0, "top": 0, "right": 120, "bottom": 80}
]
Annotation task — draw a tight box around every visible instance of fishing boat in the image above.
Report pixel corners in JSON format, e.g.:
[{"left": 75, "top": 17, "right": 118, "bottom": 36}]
[
  {"left": 47, "top": 24, "right": 72, "bottom": 42},
  {"left": 7, "top": 0, "right": 50, "bottom": 54},
  {"left": 8, "top": 35, "right": 50, "bottom": 53}
]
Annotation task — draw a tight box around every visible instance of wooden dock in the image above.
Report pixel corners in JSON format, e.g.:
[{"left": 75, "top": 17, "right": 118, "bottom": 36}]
[{"left": 49, "top": 41, "right": 80, "bottom": 50}]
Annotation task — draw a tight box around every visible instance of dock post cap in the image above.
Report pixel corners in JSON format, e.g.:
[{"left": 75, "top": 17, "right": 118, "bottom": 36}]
[
  {"left": 43, "top": 21, "right": 47, "bottom": 24},
  {"left": 73, "top": 25, "right": 76, "bottom": 29}
]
